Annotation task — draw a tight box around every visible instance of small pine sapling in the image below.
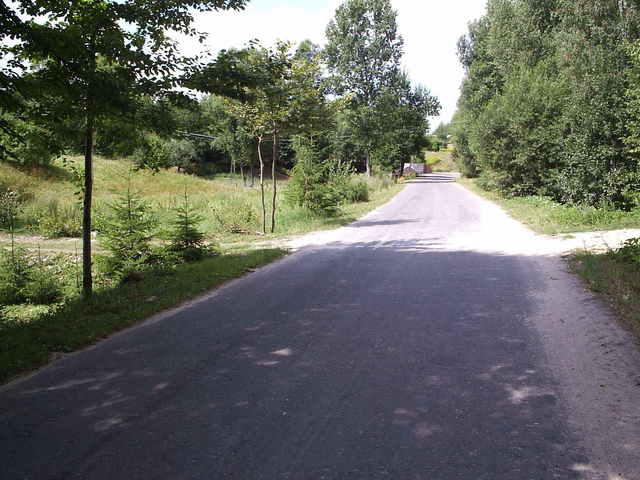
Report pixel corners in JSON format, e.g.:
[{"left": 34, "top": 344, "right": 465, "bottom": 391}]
[
  {"left": 23, "top": 246, "right": 62, "bottom": 305},
  {"left": 0, "top": 189, "right": 33, "bottom": 305},
  {"left": 169, "top": 189, "right": 213, "bottom": 261},
  {"left": 100, "top": 179, "right": 157, "bottom": 279}
]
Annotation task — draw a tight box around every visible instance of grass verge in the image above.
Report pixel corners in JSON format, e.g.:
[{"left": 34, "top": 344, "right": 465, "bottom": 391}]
[
  {"left": 0, "top": 248, "right": 286, "bottom": 383},
  {"left": 457, "top": 178, "right": 640, "bottom": 234},
  {"left": 569, "top": 252, "right": 640, "bottom": 337}
]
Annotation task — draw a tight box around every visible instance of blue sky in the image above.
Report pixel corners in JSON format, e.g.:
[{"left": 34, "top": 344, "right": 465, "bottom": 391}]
[{"left": 182, "top": 0, "right": 488, "bottom": 127}]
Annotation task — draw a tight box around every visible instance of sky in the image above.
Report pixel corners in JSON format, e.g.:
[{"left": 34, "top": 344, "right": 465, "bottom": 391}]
[{"left": 182, "top": 0, "right": 488, "bottom": 128}]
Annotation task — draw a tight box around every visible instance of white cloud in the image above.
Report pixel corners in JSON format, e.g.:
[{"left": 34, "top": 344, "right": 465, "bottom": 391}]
[
  {"left": 393, "top": 0, "right": 487, "bottom": 125},
  {"left": 180, "top": 0, "right": 487, "bottom": 126}
]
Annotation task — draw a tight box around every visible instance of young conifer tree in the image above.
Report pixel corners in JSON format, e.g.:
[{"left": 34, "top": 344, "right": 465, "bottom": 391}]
[{"left": 169, "top": 188, "right": 207, "bottom": 261}]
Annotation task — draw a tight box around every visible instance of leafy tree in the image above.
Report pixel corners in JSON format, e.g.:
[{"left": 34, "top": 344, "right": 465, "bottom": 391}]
[
  {"left": 5, "top": 0, "right": 249, "bottom": 296},
  {"left": 454, "top": 0, "right": 640, "bottom": 208},
  {"left": 202, "top": 95, "right": 255, "bottom": 179},
  {"left": 325, "top": 0, "right": 404, "bottom": 175},
  {"left": 212, "top": 42, "right": 329, "bottom": 233},
  {"left": 372, "top": 74, "right": 440, "bottom": 174}
]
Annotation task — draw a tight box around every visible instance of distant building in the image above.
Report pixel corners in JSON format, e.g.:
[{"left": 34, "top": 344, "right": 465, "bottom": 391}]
[{"left": 403, "top": 163, "right": 431, "bottom": 175}]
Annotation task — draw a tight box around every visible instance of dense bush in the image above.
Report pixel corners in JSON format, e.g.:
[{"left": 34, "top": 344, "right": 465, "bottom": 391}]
[
  {"left": 210, "top": 197, "right": 259, "bottom": 234},
  {"left": 344, "top": 179, "right": 370, "bottom": 203},
  {"left": 455, "top": 0, "right": 640, "bottom": 209},
  {"left": 287, "top": 141, "right": 353, "bottom": 216},
  {"left": 616, "top": 237, "right": 640, "bottom": 265}
]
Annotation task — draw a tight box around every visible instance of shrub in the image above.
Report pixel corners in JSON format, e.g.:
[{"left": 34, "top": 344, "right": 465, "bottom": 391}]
[
  {"left": 287, "top": 140, "right": 353, "bottom": 216},
  {"left": 615, "top": 237, "right": 640, "bottom": 265},
  {"left": 343, "top": 179, "right": 370, "bottom": 203},
  {"left": 0, "top": 247, "right": 32, "bottom": 305},
  {"left": 211, "top": 198, "right": 260, "bottom": 234}
]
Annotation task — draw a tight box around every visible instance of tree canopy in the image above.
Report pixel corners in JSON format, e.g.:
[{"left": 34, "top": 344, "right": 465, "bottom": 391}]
[{"left": 454, "top": 0, "right": 640, "bottom": 209}]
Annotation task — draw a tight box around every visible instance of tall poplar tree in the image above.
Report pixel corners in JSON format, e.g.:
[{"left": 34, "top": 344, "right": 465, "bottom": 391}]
[{"left": 325, "top": 0, "right": 404, "bottom": 176}]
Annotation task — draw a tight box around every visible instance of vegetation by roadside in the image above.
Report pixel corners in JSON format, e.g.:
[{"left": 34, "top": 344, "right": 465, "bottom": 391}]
[
  {"left": 1, "top": 156, "right": 401, "bottom": 243},
  {"left": 457, "top": 178, "right": 640, "bottom": 235},
  {"left": 0, "top": 156, "right": 403, "bottom": 384},
  {"left": 0, "top": 248, "right": 286, "bottom": 383},
  {"left": 569, "top": 240, "right": 640, "bottom": 338}
]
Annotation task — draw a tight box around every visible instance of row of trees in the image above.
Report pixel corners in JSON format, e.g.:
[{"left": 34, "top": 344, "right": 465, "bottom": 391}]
[
  {"left": 453, "top": 0, "right": 640, "bottom": 210},
  {"left": 1, "top": 0, "right": 440, "bottom": 296}
]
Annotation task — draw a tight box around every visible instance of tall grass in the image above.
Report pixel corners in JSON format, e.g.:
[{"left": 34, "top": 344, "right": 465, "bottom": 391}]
[{"left": 2, "top": 156, "right": 400, "bottom": 240}]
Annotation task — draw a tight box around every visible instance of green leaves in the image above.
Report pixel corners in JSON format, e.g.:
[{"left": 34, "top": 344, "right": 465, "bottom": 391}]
[
  {"left": 455, "top": 0, "right": 640, "bottom": 209},
  {"left": 326, "top": 0, "right": 404, "bottom": 105}
]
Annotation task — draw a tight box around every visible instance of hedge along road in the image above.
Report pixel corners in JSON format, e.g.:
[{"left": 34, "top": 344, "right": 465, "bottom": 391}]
[{"left": 2, "top": 173, "right": 640, "bottom": 480}]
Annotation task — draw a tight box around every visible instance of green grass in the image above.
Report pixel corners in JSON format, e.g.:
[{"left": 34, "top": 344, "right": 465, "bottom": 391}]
[
  {"left": 458, "top": 178, "right": 640, "bottom": 234},
  {"left": 0, "top": 248, "right": 286, "bottom": 383},
  {"left": 2, "top": 156, "right": 402, "bottom": 242},
  {"left": 569, "top": 252, "right": 640, "bottom": 337},
  {"left": 423, "top": 150, "right": 457, "bottom": 173},
  {"left": 0, "top": 158, "right": 404, "bottom": 383}
]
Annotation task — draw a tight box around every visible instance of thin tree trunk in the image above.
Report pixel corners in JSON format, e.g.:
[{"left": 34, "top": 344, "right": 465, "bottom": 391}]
[
  {"left": 257, "top": 136, "right": 266, "bottom": 234},
  {"left": 240, "top": 164, "right": 246, "bottom": 186},
  {"left": 82, "top": 109, "right": 94, "bottom": 297},
  {"left": 365, "top": 151, "right": 371, "bottom": 177},
  {"left": 271, "top": 130, "right": 277, "bottom": 234}
]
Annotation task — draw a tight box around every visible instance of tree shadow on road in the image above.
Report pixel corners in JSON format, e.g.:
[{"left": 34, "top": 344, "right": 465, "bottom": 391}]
[{"left": 0, "top": 240, "right": 602, "bottom": 479}]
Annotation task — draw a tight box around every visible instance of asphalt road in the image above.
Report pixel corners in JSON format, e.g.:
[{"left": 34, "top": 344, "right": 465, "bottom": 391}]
[{"left": 2, "top": 174, "right": 640, "bottom": 480}]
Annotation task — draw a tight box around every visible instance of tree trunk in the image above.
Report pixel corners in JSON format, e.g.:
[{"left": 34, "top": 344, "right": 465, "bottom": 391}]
[
  {"left": 365, "top": 151, "right": 371, "bottom": 177},
  {"left": 257, "top": 136, "right": 266, "bottom": 234},
  {"left": 82, "top": 110, "right": 94, "bottom": 297},
  {"left": 240, "top": 164, "right": 246, "bottom": 186},
  {"left": 271, "top": 130, "right": 277, "bottom": 234}
]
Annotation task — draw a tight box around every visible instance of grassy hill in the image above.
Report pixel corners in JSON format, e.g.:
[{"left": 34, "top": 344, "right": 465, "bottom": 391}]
[
  {"left": 1, "top": 156, "right": 401, "bottom": 246},
  {"left": 423, "top": 149, "right": 457, "bottom": 173}
]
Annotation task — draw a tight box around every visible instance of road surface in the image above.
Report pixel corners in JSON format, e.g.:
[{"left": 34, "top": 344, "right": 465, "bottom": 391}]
[{"left": 2, "top": 174, "right": 640, "bottom": 479}]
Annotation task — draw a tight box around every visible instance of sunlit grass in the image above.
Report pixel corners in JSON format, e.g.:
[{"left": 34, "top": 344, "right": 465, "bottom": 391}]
[{"left": 458, "top": 177, "right": 640, "bottom": 234}]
